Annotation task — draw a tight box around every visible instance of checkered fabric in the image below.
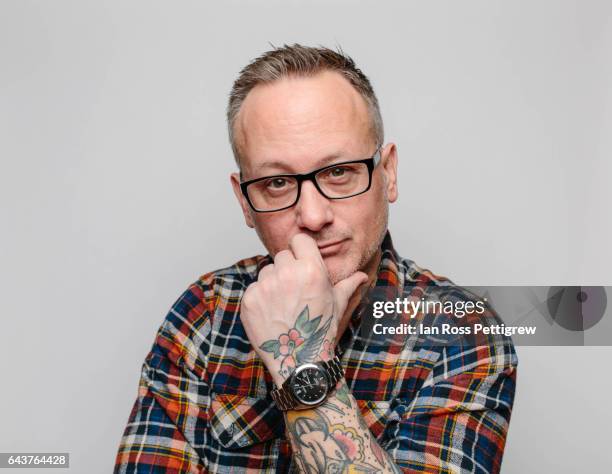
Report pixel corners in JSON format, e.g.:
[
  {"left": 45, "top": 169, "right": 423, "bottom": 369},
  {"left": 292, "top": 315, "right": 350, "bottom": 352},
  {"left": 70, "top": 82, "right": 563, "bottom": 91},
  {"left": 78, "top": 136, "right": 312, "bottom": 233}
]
[{"left": 115, "top": 233, "right": 518, "bottom": 473}]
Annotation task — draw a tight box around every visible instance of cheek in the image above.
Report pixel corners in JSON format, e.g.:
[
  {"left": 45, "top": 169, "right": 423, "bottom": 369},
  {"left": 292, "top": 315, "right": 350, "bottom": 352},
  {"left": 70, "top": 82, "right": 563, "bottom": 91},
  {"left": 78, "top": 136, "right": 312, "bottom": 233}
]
[
  {"left": 253, "top": 214, "right": 295, "bottom": 253},
  {"left": 351, "top": 186, "right": 386, "bottom": 226},
  {"left": 347, "top": 186, "right": 388, "bottom": 246}
]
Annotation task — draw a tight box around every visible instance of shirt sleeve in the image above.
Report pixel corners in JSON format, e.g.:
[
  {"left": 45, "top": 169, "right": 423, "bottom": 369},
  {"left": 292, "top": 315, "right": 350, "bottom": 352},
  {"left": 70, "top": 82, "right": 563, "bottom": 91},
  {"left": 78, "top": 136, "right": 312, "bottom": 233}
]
[
  {"left": 385, "top": 338, "right": 518, "bottom": 474},
  {"left": 114, "top": 283, "right": 213, "bottom": 473}
]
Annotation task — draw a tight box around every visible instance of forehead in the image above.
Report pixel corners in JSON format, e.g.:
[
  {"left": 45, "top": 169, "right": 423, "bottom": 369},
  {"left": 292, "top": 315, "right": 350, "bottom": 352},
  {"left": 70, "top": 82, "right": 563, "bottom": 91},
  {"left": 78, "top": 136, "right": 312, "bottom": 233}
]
[{"left": 236, "top": 70, "right": 373, "bottom": 177}]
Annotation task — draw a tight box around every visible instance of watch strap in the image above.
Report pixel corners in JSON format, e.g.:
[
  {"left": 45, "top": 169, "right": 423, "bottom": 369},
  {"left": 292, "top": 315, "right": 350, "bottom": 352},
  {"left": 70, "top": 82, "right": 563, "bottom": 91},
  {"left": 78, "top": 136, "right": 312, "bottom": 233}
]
[
  {"left": 271, "top": 383, "right": 297, "bottom": 411},
  {"left": 320, "top": 356, "right": 343, "bottom": 387}
]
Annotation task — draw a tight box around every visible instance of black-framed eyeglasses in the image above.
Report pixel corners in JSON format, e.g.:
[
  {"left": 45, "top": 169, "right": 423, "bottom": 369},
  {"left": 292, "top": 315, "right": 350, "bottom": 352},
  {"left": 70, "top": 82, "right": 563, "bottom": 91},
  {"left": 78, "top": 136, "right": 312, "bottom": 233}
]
[{"left": 240, "top": 146, "right": 382, "bottom": 213}]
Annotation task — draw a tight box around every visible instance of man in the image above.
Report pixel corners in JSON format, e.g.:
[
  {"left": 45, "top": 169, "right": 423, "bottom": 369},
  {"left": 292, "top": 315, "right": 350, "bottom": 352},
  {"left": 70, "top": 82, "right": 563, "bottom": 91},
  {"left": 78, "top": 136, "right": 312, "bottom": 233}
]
[{"left": 115, "top": 44, "right": 518, "bottom": 473}]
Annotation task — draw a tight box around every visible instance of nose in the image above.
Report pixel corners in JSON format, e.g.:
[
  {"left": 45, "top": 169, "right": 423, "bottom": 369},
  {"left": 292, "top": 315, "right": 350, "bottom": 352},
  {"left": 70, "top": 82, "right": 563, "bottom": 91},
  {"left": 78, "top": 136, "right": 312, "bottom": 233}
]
[{"left": 295, "top": 180, "right": 334, "bottom": 232}]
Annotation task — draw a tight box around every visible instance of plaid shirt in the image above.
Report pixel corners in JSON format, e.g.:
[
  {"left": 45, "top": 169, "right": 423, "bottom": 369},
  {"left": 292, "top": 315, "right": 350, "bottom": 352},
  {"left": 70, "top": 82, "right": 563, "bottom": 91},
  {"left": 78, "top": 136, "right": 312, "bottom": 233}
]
[{"left": 115, "top": 233, "right": 518, "bottom": 473}]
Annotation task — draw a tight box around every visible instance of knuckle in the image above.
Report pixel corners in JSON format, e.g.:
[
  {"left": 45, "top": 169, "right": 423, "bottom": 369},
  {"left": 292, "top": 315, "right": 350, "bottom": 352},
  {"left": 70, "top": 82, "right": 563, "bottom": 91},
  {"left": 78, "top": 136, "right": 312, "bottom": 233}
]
[
  {"left": 253, "top": 270, "right": 278, "bottom": 294},
  {"left": 278, "top": 248, "right": 290, "bottom": 256},
  {"left": 303, "top": 260, "right": 324, "bottom": 280},
  {"left": 275, "top": 249, "right": 292, "bottom": 260},
  {"left": 257, "top": 263, "right": 274, "bottom": 280},
  {"left": 305, "top": 259, "right": 321, "bottom": 276},
  {"left": 304, "top": 261, "right": 316, "bottom": 274},
  {"left": 241, "top": 284, "right": 258, "bottom": 307}
]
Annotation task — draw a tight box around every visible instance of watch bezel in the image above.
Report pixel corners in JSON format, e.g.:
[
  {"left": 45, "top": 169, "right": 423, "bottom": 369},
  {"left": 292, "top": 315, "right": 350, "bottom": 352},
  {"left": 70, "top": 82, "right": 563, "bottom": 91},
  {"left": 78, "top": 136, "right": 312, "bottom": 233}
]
[{"left": 289, "top": 362, "right": 330, "bottom": 407}]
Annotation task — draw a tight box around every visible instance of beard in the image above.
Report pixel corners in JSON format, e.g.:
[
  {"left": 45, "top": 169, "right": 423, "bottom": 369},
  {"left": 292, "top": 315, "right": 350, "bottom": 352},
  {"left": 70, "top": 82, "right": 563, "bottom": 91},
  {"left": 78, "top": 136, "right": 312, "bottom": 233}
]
[{"left": 325, "top": 204, "right": 389, "bottom": 285}]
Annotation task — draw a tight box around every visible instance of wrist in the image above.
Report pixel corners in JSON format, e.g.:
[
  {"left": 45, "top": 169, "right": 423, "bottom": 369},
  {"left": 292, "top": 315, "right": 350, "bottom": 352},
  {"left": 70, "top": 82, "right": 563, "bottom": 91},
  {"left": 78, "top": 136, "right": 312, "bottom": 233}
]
[
  {"left": 271, "top": 355, "right": 344, "bottom": 411},
  {"left": 259, "top": 333, "right": 337, "bottom": 386},
  {"left": 268, "top": 354, "right": 330, "bottom": 387}
]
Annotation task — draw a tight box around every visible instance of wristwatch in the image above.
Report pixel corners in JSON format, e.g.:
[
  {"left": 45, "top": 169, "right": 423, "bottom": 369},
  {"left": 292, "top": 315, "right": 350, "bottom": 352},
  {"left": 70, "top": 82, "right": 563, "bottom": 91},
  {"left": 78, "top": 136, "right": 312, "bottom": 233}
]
[{"left": 271, "top": 356, "right": 344, "bottom": 410}]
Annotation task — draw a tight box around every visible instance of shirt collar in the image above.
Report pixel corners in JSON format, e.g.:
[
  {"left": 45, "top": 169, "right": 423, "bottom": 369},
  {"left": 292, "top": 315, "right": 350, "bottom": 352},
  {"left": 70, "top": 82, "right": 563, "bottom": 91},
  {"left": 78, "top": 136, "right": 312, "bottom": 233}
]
[{"left": 373, "top": 230, "right": 404, "bottom": 294}]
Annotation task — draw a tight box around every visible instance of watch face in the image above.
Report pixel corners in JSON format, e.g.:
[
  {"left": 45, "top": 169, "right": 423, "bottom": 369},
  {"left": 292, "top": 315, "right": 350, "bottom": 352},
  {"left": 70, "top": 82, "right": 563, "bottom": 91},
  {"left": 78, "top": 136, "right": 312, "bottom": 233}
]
[{"left": 290, "top": 364, "right": 329, "bottom": 405}]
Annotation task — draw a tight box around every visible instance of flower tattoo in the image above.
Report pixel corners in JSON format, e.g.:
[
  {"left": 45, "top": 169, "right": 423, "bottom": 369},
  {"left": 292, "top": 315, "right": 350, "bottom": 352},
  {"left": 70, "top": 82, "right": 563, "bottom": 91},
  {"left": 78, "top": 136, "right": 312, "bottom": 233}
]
[{"left": 259, "top": 306, "right": 333, "bottom": 379}]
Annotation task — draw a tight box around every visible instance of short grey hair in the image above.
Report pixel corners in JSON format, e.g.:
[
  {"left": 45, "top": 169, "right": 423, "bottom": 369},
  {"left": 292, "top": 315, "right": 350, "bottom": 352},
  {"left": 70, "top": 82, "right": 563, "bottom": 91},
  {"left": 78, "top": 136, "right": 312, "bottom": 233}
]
[{"left": 227, "top": 44, "right": 384, "bottom": 168}]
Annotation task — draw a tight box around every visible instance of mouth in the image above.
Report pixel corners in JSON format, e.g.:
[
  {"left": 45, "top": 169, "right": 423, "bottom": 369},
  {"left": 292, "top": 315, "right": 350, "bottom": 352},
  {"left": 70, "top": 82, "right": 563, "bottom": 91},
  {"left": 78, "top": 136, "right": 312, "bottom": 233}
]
[{"left": 317, "top": 239, "right": 347, "bottom": 256}]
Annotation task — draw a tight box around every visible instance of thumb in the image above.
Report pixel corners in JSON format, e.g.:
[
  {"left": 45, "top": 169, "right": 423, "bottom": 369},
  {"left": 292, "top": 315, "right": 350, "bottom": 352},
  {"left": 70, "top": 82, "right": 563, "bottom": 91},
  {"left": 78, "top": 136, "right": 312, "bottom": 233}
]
[{"left": 333, "top": 271, "right": 369, "bottom": 314}]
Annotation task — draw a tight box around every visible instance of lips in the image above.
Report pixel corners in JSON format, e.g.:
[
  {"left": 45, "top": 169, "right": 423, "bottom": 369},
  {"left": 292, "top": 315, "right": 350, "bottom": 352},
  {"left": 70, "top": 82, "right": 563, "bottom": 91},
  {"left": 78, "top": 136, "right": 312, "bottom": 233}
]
[{"left": 317, "top": 239, "right": 347, "bottom": 256}]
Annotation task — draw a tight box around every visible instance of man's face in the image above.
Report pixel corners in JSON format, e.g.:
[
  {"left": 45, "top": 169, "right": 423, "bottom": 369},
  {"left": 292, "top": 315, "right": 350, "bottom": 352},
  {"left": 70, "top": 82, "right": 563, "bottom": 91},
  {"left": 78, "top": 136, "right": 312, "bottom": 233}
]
[{"left": 230, "top": 70, "right": 398, "bottom": 284}]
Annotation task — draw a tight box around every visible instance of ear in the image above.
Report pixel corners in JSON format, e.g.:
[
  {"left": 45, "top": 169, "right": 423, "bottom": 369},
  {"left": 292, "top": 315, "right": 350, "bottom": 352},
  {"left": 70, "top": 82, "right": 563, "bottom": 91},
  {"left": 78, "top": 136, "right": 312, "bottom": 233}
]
[
  {"left": 230, "top": 172, "right": 255, "bottom": 228},
  {"left": 380, "top": 143, "right": 398, "bottom": 203}
]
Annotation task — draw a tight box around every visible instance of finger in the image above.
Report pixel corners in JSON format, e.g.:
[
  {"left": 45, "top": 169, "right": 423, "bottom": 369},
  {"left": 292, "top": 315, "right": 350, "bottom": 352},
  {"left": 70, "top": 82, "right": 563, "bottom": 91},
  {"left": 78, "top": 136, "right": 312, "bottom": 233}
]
[
  {"left": 257, "top": 263, "right": 275, "bottom": 280},
  {"left": 289, "top": 233, "right": 323, "bottom": 263},
  {"left": 273, "top": 249, "right": 296, "bottom": 267},
  {"left": 333, "top": 271, "right": 369, "bottom": 313}
]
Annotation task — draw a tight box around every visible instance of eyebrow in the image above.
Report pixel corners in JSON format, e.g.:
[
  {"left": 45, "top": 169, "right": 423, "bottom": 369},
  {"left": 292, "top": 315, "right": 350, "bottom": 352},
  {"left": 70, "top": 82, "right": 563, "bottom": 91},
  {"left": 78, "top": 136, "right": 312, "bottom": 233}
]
[{"left": 250, "top": 153, "right": 345, "bottom": 177}]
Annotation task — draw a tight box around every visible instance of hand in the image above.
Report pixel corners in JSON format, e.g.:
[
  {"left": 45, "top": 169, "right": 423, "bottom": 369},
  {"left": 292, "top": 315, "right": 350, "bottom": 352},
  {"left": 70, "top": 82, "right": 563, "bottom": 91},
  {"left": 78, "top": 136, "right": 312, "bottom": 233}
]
[{"left": 240, "top": 233, "right": 367, "bottom": 385}]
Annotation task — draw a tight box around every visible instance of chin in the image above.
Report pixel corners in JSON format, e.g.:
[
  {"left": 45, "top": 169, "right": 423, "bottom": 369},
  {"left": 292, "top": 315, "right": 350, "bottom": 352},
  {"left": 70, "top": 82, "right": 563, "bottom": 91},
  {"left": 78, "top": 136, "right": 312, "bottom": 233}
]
[
  {"left": 325, "top": 256, "right": 360, "bottom": 285},
  {"left": 328, "top": 269, "right": 355, "bottom": 285},
  {"left": 327, "top": 234, "right": 384, "bottom": 284}
]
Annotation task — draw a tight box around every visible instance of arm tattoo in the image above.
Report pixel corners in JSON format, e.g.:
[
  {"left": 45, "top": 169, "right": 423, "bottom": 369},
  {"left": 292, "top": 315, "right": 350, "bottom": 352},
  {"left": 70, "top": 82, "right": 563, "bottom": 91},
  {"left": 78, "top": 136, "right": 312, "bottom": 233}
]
[
  {"left": 285, "top": 380, "right": 403, "bottom": 474},
  {"left": 333, "top": 383, "right": 352, "bottom": 409},
  {"left": 259, "top": 306, "right": 335, "bottom": 379},
  {"left": 287, "top": 410, "right": 380, "bottom": 474},
  {"left": 261, "top": 304, "right": 403, "bottom": 473}
]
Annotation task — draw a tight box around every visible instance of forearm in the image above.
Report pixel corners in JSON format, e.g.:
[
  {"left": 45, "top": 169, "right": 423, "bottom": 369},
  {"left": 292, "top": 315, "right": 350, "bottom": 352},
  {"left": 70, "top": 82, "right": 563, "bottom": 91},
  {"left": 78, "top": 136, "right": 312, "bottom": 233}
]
[
  {"left": 254, "top": 304, "right": 400, "bottom": 471},
  {"left": 284, "top": 379, "right": 402, "bottom": 474}
]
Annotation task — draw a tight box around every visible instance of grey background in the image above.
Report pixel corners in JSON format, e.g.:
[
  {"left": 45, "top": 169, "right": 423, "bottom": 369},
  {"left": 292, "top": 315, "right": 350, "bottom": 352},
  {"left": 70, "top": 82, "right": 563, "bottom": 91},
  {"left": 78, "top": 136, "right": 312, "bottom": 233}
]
[{"left": 1, "top": 1, "right": 611, "bottom": 472}]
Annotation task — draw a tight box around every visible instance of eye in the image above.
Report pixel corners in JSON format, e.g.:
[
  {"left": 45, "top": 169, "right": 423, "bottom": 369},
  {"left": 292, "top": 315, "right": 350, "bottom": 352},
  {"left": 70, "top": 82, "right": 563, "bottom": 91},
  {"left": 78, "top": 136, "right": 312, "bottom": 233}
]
[
  {"left": 266, "top": 177, "right": 289, "bottom": 189},
  {"left": 330, "top": 167, "right": 347, "bottom": 177},
  {"left": 321, "top": 165, "right": 355, "bottom": 182}
]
